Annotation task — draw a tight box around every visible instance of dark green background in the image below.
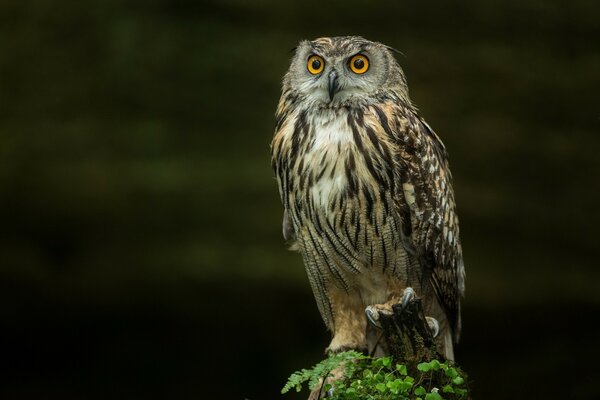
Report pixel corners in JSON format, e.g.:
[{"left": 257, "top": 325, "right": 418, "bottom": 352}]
[{"left": 1, "top": 0, "right": 599, "bottom": 399}]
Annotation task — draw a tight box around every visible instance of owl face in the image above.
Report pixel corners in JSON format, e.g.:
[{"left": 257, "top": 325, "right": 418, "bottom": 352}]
[{"left": 284, "top": 36, "right": 408, "bottom": 108}]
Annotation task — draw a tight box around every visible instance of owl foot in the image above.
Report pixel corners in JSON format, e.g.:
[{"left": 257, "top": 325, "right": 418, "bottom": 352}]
[
  {"left": 365, "top": 287, "right": 439, "bottom": 338},
  {"left": 365, "top": 287, "right": 416, "bottom": 328}
]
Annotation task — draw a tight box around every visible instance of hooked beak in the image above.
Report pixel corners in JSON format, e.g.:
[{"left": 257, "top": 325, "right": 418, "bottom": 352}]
[{"left": 328, "top": 71, "right": 339, "bottom": 101}]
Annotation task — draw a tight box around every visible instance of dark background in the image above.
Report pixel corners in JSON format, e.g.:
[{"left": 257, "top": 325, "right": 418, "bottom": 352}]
[{"left": 1, "top": 0, "right": 599, "bottom": 399}]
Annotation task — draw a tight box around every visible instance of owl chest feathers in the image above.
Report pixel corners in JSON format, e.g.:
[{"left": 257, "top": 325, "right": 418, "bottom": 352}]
[
  {"left": 288, "top": 110, "right": 376, "bottom": 216},
  {"left": 274, "top": 108, "right": 412, "bottom": 286},
  {"left": 301, "top": 113, "right": 354, "bottom": 210}
]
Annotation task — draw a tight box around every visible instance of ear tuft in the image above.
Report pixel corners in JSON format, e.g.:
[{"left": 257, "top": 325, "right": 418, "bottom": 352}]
[{"left": 385, "top": 45, "right": 405, "bottom": 58}]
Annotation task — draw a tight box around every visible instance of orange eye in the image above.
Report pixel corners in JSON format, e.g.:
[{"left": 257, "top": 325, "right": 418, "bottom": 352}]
[
  {"left": 307, "top": 55, "right": 325, "bottom": 74},
  {"left": 349, "top": 54, "right": 369, "bottom": 74}
]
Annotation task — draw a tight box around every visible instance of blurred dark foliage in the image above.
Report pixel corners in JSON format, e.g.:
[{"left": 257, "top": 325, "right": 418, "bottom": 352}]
[{"left": 1, "top": 0, "right": 599, "bottom": 399}]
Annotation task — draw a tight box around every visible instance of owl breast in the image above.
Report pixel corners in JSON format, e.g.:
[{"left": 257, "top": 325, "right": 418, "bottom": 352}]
[
  {"left": 302, "top": 113, "right": 353, "bottom": 211},
  {"left": 278, "top": 109, "right": 413, "bottom": 293}
]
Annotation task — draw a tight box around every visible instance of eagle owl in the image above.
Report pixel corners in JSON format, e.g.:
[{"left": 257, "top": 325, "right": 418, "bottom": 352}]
[{"left": 271, "top": 36, "right": 465, "bottom": 360}]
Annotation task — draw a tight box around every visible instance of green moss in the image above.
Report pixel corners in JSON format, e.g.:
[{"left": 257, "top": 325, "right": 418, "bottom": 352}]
[{"left": 283, "top": 351, "right": 469, "bottom": 399}]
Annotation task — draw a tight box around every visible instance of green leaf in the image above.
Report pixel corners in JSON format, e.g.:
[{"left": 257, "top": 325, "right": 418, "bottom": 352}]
[
  {"left": 442, "top": 385, "right": 455, "bottom": 393},
  {"left": 282, "top": 350, "right": 366, "bottom": 394},
  {"left": 376, "top": 382, "right": 387, "bottom": 392},
  {"left": 417, "top": 359, "right": 443, "bottom": 372},
  {"left": 429, "top": 360, "right": 441, "bottom": 370},
  {"left": 396, "top": 364, "right": 408, "bottom": 375},
  {"left": 425, "top": 391, "right": 443, "bottom": 400},
  {"left": 417, "top": 362, "right": 431, "bottom": 372},
  {"left": 453, "top": 376, "right": 465, "bottom": 385},
  {"left": 415, "top": 386, "right": 427, "bottom": 395},
  {"left": 445, "top": 367, "right": 458, "bottom": 378},
  {"left": 386, "top": 379, "right": 401, "bottom": 394},
  {"left": 382, "top": 357, "right": 392, "bottom": 367},
  {"left": 400, "top": 382, "right": 413, "bottom": 392},
  {"left": 282, "top": 370, "right": 309, "bottom": 394}
]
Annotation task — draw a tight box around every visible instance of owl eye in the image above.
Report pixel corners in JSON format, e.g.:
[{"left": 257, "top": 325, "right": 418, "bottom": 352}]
[
  {"left": 307, "top": 55, "right": 325, "bottom": 75},
  {"left": 349, "top": 54, "right": 369, "bottom": 74}
]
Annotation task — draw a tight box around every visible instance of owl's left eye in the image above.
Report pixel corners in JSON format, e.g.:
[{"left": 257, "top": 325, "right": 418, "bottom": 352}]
[
  {"left": 307, "top": 55, "right": 325, "bottom": 75},
  {"left": 349, "top": 54, "right": 369, "bottom": 74}
]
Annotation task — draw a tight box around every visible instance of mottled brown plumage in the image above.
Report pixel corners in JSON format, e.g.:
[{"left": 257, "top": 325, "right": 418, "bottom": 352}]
[{"left": 271, "top": 36, "right": 465, "bottom": 360}]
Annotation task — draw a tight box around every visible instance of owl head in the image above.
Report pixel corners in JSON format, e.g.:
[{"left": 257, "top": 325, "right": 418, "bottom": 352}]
[{"left": 283, "top": 36, "right": 410, "bottom": 109}]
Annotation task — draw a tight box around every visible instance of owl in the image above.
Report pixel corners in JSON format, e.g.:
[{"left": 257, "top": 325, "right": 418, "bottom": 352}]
[{"left": 271, "top": 36, "right": 465, "bottom": 360}]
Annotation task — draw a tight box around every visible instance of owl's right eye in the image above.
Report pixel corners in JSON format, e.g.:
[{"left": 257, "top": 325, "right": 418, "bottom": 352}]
[{"left": 307, "top": 55, "right": 325, "bottom": 75}]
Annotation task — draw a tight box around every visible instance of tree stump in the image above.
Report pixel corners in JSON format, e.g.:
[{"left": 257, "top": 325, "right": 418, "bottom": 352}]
[{"left": 376, "top": 296, "right": 441, "bottom": 365}]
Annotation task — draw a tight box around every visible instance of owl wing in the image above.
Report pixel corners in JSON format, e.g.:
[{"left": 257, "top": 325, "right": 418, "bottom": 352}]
[{"left": 391, "top": 110, "right": 465, "bottom": 342}]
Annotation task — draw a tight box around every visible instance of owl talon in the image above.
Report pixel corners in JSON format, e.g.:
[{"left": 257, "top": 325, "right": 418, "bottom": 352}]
[
  {"left": 401, "top": 287, "right": 416, "bottom": 309},
  {"left": 426, "top": 316, "right": 440, "bottom": 338},
  {"left": 365, "top": 306, "right": 381, "bottom": 328},
  {"left": 365, "top": 305, "right": 393, "bottom": 328}
]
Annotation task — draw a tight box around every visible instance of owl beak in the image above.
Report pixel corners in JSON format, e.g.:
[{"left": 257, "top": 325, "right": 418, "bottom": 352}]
[{"left": 328, "top": 71, "right": 339, "bottom": 101}]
